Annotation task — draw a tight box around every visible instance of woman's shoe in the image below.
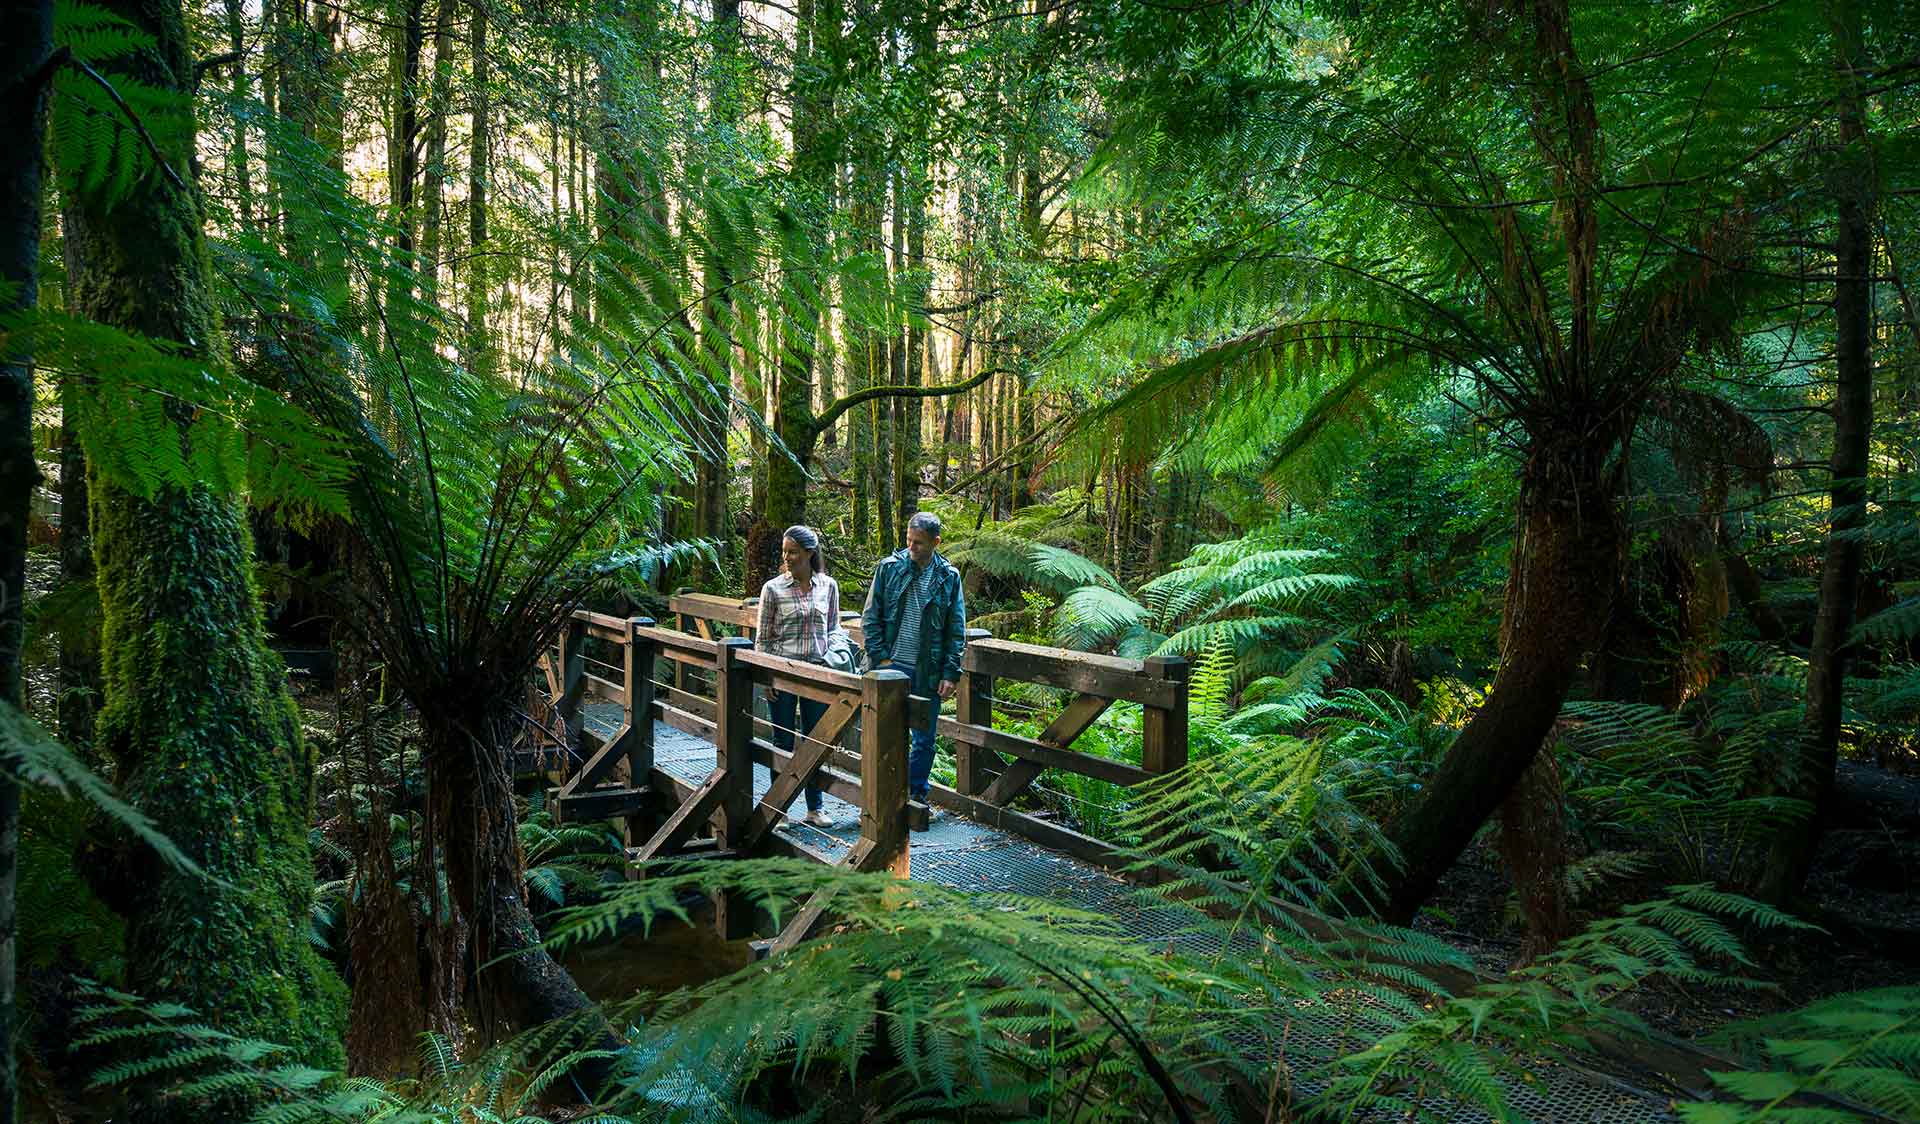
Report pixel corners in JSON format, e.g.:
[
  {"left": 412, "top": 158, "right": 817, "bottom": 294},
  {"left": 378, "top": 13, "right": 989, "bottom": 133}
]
[{"left": 802, "top": 809, "right": 834, "bottom": 828}]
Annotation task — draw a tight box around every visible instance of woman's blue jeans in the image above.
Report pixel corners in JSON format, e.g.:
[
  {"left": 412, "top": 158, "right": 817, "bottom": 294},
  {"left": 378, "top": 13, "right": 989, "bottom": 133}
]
[{"left": 769, "top": 689, "right": 829, "bottom": 813}]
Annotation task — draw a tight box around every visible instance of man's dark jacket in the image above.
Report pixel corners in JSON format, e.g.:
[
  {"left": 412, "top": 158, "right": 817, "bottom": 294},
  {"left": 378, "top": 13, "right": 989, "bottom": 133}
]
[{"left": 861, "top": 548, "right": 967, "bottom": 685}]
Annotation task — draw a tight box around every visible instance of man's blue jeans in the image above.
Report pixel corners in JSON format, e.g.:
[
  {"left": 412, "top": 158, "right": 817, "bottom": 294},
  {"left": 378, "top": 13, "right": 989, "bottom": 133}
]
[
  {"left": 888, "top": 660, "right": 939, "bottom": 802},
  {"left": 769, "top": 689, "right": 828, "bottom": 813}
]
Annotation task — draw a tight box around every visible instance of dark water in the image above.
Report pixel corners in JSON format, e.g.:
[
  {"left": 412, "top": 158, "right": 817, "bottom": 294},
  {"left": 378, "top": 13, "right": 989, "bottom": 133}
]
[{"left": 559, "top": 912, "right": 757, "bottom": 1004}]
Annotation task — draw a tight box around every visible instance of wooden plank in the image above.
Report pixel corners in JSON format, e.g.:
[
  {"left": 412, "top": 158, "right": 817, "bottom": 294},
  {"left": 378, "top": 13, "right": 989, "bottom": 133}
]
[
  {"left": 658, "top": 685, "right": 714, "bottom": 719},
  {"left": 657, "top": 702, "right": 715, "bottom": 741},
  {"left": 740, "top": 696, "right": 860, "bottom": 850},
  {"left": 669, "top": 592, "right": 759, "bottom": 627},
  {"left": 976, "top": 694, "right": 1114, "bottom": 806},
  {"left": 626, "top": 620, "right": 657, "bottom": 837},
  {"left": 711, "top": 638, "right": 756, "bottom": 939},
  {"left": 556, "top": 785, "right": 652, "bottom": 822},
  {"left": 962, "top": 639, "right": 1179, "bottom": 708},
  {"left": 634, "top": 768, "right": 732, "bottom": 862},
  {"left": 582, "top": 671, "right": 627, "bottom": 706},
  {"left": 953, "top": 631, "right": 998, "bottom": 796},
  {"left": 575, "top": 615, "right": 631, "bottom": 645},
  {"left": 769, "top": 839, "right": 877, "bottom": 955},
  {"left": 978, "top": 759, "right": 1045, "bottom": 806},
  {"left": 925, "top": 783, "right": 1134, "bottom": 876},
  {"left": 744, "top": 665, "right": 857, "bottom": 709},
  {"left": 1041, "top": 693, "right": 1113, "bottom": 749},
  {"left": 737, "top": 647, "right": 866, "bottom": 696},
  {"left": 937, "top": 718, "right": 1153, "bottom": 788},
  {"left": 641, "top": 626, "right": 718, "bottom": 657},
  {"left": 658, "top": 646, "right": 718, "bottom": 670}
]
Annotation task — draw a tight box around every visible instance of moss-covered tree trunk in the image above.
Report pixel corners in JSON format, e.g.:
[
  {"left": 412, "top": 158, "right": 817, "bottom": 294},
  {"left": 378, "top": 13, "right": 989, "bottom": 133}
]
[{"left": 62, "top": 0, "right": 345, "bottom": 1080}]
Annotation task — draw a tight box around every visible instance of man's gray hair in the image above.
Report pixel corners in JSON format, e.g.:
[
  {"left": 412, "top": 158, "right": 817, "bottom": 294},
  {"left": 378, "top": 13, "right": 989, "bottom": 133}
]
[{"left": 907, "top": 511, "right": 943, "bottom": 538}]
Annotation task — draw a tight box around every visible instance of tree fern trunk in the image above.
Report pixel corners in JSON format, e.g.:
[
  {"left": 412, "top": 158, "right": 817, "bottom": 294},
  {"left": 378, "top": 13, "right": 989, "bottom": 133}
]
[
  {"left": 1357, "top": 429, "right": 1623, "bottom": 924},
  {"left": 64, "top": 1, "right": 349, "bottom": 1085},
  {"left": 424, "top": 708, "right": 614, "bottom": 1084}
]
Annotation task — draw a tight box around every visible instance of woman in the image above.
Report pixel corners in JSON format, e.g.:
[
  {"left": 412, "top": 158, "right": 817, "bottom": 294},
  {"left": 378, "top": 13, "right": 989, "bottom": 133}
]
[{"left": 755, "top": 525, "right": 841, "bottom": 828}]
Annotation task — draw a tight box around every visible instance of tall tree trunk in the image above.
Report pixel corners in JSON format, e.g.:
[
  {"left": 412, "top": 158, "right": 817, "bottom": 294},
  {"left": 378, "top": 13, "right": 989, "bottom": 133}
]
[
  {"left": 465, "top": 0, "right": 492, "bottom": 381},
  {"left": 387, "top": 0, "right": 426, "bottom": 345},
  {"left": 223, "top": 0, "right": 254, "bottom": 232},
  {"left": 696, "top": 0, "right": 744, "bottom": 558},
  {"left": 1, "top": 8, "right": 55, "bottom": 1120},
  {"left": 62, "top": 0, "right": 346, "bottom": 1085},
  {"left": 1759, "top": 0, "right": 1875, "bottom": 903},
  {"left": 896, "top": 150, "right": 926, "bottom": 537},
  {"left": 416, "top": 0, "right": 457, "bottom": 308}
]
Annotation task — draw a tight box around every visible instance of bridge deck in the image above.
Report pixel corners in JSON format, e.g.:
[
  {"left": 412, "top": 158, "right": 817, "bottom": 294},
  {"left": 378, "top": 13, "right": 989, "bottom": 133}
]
[{"left": 580, "top": 707, "right": 1675, "bottom": 1123}]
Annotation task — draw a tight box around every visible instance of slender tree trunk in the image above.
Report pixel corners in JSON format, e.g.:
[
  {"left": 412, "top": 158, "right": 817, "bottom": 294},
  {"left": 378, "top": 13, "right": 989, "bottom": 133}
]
[
  {"left": 1760, "top": 0, "right": 1875, "bottom": 903},
  {"left": 1, "top": 9, "right": 55, "bottom": 1120},
  {"left": 223, "top": 0, "right": 254, "bottom": 232},
  {"left": 896, "top": 152, "right": 926, "bottom": 536},
  {"left": 416, "top": 0, "right": 456, "bottom": 308},
  {"left": 62, "top": 0, "right": 347, "bottom": 1086},
  {"left": 465, "top": 0, "right": 492, "bottom": 380}
]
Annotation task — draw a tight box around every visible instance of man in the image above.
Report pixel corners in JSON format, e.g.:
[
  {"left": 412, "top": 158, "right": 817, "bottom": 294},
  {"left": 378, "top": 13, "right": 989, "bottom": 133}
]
[{"left": 862, "top": 511, "right": 967, "bottom": 805}]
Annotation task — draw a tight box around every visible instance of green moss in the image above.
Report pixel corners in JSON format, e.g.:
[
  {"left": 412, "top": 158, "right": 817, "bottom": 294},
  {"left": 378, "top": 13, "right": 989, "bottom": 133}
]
[
  {"left": 90, "top": 480, "right": 348, "bottom": 1066},
  {"left": 59, "top": 0, "right": 348, "bottom": 1082}
]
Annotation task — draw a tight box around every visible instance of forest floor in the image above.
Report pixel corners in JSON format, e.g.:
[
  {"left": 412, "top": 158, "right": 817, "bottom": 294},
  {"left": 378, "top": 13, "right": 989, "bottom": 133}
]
[{"left": 1418, "top": 757, "right": 1920, "bottom": 1042}]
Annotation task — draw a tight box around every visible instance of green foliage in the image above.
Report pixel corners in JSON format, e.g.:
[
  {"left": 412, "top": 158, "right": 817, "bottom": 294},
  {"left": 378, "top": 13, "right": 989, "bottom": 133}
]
[
  {"left": 0, "top": 698, "right": 198, "bottom": 879},
  {"left": 1313, "top": 887, "right": 1815, "bottom": 1121},
  {"left": 1681, "top": 987, "right": 1920, "bottom": 1122},
  {"left": 70, "top": 982, "right": 388, "bottom": 1122},
  {"left": 1558, "top": 700, "right": 1810, "bottom": 883},
  {"left": 49, "top": 2, "right": 182, "bottom": 209}
]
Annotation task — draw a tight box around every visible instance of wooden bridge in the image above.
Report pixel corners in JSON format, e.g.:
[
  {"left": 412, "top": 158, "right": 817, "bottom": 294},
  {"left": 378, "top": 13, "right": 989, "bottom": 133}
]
[
  {"left": 524, "top": 592, "right": 1193, "bottom": 953},
  {"left": 524, "top": 593, "right": 1688, "bottom": 1121}
]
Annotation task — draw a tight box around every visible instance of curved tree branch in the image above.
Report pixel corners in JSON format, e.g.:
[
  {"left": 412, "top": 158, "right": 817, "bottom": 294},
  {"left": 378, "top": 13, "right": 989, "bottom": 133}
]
[{"left": 812, "top": 363, "right": 1013, "bottom": 435}]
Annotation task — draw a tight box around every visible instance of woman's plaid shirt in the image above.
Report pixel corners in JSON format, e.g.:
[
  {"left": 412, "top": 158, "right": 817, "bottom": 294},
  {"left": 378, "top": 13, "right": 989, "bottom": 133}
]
[{"left": 755, "top": 572, "right": 841, "bottom": 663}]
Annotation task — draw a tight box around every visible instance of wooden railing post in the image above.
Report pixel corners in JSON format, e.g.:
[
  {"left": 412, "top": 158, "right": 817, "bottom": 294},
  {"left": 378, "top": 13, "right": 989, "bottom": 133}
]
[
  {"left": 624, "top": 617, "right": 658, "bottom": 851},
  {"left": 858, "top": 668, "right": 911, "bottom": 876},
  {"left": 1142, "top": 655, "right": 1190, "bottom": 776},
  {"left": 712, "top": 636, "right": 756, "bottom": 937},
  {"left": 953, "top": 627, "right": 997, "bottom": 796}
]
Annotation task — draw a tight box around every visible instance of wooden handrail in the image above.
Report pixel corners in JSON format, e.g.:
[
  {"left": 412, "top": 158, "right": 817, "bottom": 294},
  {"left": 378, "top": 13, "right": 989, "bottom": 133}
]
[{"left": 548, "top": 603, "right": 1192, "bottom": 877}]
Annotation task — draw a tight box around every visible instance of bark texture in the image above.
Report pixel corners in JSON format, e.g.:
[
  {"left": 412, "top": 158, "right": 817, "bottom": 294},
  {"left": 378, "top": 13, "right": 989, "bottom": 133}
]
[{"left": 61, "top": 0, "right": 346, "bottom": 1091}]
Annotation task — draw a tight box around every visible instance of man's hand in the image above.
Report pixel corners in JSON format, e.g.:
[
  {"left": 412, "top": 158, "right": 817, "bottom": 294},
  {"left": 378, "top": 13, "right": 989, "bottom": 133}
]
[{"left": 937, "top": 679, "right": 957, "bottom": 700}]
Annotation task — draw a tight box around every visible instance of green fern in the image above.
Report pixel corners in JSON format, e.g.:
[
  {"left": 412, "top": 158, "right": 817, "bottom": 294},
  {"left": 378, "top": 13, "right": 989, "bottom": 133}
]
[{"left": 1680, "top": 987, "right": 1920, "bottom": 1122}]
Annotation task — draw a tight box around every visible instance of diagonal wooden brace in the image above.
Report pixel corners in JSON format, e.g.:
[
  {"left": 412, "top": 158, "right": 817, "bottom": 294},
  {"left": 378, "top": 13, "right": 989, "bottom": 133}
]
[
  {"left": 979, "top": 693, "right": 1112, "bottom": 805},
  {"left": 633, "top": 768, "right": 731, "bottom": 864},
  {"left": 769, "top": 838, "right": 876, "bottom": 954},
  {"left": 554, "top": 721, "right": 633, "bottom": 801},
  {"left": 740, "top": 695, "right": 858, "bottom": 851}
]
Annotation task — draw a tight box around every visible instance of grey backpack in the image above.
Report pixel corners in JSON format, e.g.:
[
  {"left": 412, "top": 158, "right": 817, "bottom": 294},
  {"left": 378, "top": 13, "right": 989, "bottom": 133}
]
[{"left": 822, "top": 627, "right": 863, "bottom": 675}]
